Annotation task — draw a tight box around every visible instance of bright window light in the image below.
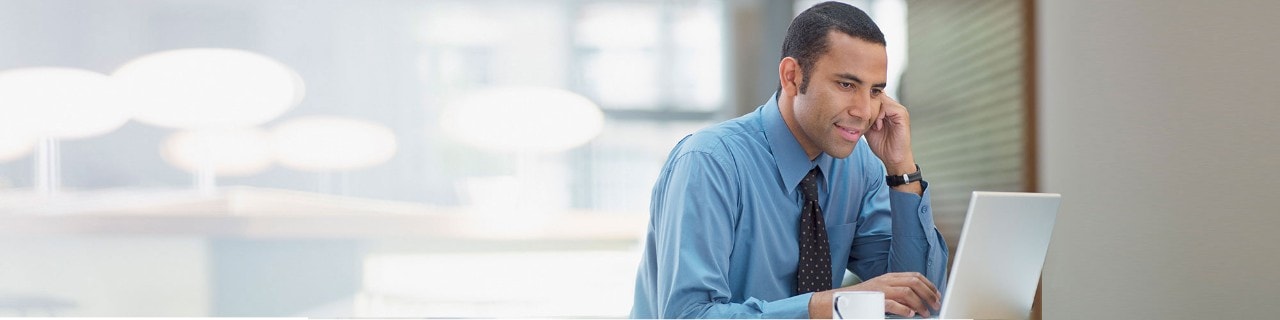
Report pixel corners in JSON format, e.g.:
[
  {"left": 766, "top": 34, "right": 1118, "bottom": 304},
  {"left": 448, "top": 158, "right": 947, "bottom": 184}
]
[
  {"left": 419, "top": 4, "right": 505, "bottom": 46},
  {"left": 672, "top": 4, "right": 725, "bottom": 111},
  {"left": 583, "top": 51, "right": 659, "bottom": 109},
  {"left": 113, "top": 48, "right": 304, "bottom": 129},
  {"left": 872, "top": 0, "right": 908, "bottom": 96},
  {"left": 575, "top": 2, "right": 659, "bottom": 49}
]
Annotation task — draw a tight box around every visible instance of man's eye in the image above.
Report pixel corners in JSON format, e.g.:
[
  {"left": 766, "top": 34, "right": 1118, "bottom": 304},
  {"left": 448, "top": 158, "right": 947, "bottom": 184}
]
[
  {"left": 871, "top": 88, "right": 883, "bottom": 96},
  {"left": 838, "top": 82, "right": 852, "bottom": 89}
]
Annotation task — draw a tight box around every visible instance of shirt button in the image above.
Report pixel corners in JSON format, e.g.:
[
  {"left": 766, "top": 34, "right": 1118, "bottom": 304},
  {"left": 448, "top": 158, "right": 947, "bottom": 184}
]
[{"left": 920, "top": 205, "right": 929, "bottom": 214}]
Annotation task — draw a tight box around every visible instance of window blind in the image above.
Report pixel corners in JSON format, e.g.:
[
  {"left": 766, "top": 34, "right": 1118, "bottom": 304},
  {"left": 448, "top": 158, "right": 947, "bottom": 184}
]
[{"left": 902, "top": 0, "right": 1032, "bottom": 255}]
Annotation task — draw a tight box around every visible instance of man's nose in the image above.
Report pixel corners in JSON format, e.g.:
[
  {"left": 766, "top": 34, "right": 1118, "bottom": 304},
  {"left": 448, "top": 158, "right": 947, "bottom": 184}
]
[{"left": 847, "top": 91, "right": 872, "bottom": 120}]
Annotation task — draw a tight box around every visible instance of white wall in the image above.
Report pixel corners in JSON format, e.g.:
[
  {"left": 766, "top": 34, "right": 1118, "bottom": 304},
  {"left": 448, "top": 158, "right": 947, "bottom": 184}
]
[{"left": 1038, "top": 0, "right": 1280, "bottom": 318}]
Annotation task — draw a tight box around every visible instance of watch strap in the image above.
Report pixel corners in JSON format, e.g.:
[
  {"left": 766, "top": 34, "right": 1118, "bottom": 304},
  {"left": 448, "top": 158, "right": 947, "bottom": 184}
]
[{"left": 886, "top": 164, "right": 922, "bottom": 187}]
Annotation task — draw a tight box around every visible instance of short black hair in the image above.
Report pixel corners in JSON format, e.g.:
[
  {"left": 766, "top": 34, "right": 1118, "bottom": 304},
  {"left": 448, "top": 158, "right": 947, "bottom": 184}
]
[{"left": 777, "top": 1, "right": 886, "bottom": 97}]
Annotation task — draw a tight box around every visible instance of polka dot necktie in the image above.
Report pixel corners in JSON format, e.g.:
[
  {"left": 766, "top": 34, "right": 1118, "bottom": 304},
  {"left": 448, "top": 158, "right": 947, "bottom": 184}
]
[{"left": 796, "top": 167, "right": 832, "bottom": 294}]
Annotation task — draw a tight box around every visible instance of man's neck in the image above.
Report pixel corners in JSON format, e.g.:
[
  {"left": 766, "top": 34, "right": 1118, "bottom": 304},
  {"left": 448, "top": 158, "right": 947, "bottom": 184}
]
[{"left": 776, "top": 94, "right": 822, "bottom": 160}]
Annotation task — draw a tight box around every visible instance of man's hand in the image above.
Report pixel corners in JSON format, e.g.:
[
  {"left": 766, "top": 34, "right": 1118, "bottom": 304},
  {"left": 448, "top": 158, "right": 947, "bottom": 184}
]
[
  {"left": 865, "top": 94, "right": 914, "bottom": 173},
  {"left": 864, "top": 95, "right": 922, "bottom": 194},
  {"left": 808, "top": 272, "right": 942, "bottom": 318}
]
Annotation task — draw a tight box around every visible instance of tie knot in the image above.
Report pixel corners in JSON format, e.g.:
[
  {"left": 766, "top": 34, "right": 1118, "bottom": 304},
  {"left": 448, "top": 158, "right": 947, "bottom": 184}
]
[{"left": 800, "top": 167, "right": 820, "bottom": 201}]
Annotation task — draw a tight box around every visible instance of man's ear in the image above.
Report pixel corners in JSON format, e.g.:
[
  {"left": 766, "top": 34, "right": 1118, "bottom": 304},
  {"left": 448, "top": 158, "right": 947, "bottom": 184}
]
[{"left": 778, "top": 57, "right": 800, "bottom": 98}]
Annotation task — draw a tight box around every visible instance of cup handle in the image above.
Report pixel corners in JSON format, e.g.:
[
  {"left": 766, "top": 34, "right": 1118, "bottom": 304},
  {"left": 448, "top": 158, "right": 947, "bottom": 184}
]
[{"left": 833, "top": 295, "right": 844, "bottom": 319}]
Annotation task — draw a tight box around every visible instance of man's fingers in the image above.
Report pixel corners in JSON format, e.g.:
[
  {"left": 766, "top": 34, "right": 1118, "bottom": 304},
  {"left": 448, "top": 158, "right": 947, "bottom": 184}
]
[
  {"left": 887, "top": 286, "right": 931, "bottom": 317},
  {"left": 900, "top": 273, "right": 941, "bottom": 310},
  {"left": 884, "top": 299, "right": 915, "bottom": 318},
  {"left": 876, "top": 96, "right": 909, "bottom": 126},
  {"left": 874, "top": 110, "right": 886, "bottom": 131},
  {"left": 880, "top": 94, "right": 899, "bottom": 105},
  {"left": 890, "top": 273, "right": 939, "bottom": 299},
  {"left": 916, "top": 273, "right": 947, "bottom": 305},
  {"left": 903, "top": 278, "right": 941, "bottom": 311},
  {"left": 884, "top": 272, "right": 940, "bottom": 311},
  {"left": 866, "top": 272, "right": 941, "bottom": 316},
  {"left": 890, "top": 272, "right": 939, "bottom": 304}
]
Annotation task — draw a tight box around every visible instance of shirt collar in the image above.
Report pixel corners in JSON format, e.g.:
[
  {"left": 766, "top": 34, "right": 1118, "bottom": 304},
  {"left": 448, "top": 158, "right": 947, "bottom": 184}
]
[{"left": 762, "top": 93, "right": 834, "bottom": 196}]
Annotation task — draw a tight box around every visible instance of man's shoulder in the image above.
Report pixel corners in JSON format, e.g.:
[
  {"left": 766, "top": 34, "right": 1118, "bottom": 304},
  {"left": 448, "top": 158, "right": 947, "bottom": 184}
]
[{"left": 670, "top": 112, "right": 765, "bottom": 159}]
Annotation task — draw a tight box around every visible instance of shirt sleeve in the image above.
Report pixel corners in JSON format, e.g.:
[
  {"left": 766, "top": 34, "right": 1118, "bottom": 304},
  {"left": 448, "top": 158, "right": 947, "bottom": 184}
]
[
  {"left": 848, "top": 177, "right": 950, "bottom": 295},
  {"left": 637, "top": 150, "right": 812, "bottom": 319}
]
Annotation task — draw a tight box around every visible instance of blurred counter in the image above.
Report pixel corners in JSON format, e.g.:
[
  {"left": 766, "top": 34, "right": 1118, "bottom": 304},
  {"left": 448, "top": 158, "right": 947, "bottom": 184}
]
[
  {"left": 0, "top": 186, "right": 646, "bottom": 240},
  {"left": 0, "top": 187, "right": 646, "bottom": 317}
]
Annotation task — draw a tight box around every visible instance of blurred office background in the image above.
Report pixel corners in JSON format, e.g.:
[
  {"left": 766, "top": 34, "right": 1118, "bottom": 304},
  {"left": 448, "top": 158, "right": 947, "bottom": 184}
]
[
  {"left": 0, "top": 0, "right": 1276, "bottom": 318},
  {"left": 0, "top": 0, "right": 923, "bottom": 317}
]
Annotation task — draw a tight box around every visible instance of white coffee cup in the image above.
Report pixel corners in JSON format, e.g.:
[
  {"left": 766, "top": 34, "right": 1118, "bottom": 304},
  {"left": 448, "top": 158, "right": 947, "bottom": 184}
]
[{"left": 833, "top": 291, "right": 885, "bottom": 319}]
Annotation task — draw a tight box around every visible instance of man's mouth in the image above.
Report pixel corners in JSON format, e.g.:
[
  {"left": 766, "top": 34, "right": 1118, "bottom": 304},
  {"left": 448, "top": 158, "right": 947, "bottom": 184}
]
[{"left": 835, "top": 123, "right": 861, "bottom": 142}]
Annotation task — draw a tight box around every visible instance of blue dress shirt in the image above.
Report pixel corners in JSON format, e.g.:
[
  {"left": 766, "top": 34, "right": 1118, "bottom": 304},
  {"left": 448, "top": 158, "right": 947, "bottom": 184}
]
[{"left": 630, "top": 96, "right": 948, "bottom": 318}]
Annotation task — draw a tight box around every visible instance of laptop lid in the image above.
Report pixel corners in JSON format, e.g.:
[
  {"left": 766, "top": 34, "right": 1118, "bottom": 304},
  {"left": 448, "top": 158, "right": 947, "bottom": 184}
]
[{"left": 937, "top": 191, "right": 1061, "bottom": 320}]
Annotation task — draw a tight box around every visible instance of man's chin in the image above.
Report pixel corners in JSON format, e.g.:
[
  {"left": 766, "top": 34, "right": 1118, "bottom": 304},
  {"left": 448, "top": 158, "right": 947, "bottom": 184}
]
[{"left": 824, "top": 144, "right": 857, "bottom": 159}]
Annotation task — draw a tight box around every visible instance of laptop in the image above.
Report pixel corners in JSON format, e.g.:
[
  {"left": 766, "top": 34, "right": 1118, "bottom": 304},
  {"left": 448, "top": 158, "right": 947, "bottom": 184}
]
[{"left": 933, "top": 191, "right": 1062, "bottom": 319}]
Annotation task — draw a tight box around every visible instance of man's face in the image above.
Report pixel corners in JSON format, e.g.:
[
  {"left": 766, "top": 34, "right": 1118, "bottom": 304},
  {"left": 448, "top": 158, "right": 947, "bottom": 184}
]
[{"left": 790, "top": 32, "right": 888, "bottom": 159}]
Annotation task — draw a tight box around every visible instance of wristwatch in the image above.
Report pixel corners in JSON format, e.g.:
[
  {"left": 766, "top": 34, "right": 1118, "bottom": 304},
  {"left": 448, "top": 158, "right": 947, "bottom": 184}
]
[{"left": 886, "top": 164, "right": 922, "bottom": 187}]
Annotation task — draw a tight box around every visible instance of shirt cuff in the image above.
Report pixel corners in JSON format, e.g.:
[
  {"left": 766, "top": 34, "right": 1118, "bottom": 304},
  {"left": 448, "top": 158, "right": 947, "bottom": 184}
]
[{"left": 888, "top": 181, "right": 936, "bottom": 239}]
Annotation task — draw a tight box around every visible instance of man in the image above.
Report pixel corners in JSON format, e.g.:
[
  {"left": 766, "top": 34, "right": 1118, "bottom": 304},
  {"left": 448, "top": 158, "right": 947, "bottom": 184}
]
[{"left": 631, "top": 2, "right": 947, "bottom": 318}]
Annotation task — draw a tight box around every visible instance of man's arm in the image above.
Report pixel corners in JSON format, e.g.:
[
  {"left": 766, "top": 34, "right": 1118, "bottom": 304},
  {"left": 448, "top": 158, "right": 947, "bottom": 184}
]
[
  {"left": 885, "top": 180, "right": 948, "bottom": 290},
  {"left": 637, "top": 150, "right": 811, "bottom": 318},
  {"left": 832, "top": 94, "right": 947, "bottom": 317},
  {"left": 852, "top": 93, "right": 948, "bottom": 288}
]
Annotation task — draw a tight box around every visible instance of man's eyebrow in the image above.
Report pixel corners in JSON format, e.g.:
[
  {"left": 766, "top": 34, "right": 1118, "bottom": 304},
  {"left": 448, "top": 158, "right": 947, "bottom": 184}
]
[
  {"left": 835, "top": 73, "right": 887, "bottom": 88},
  {"left": 835, "top": 73, "right": 864, "bottom": 85}
]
